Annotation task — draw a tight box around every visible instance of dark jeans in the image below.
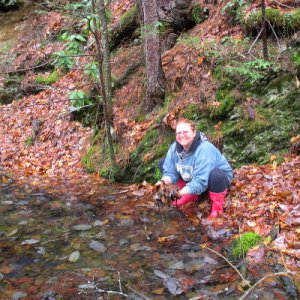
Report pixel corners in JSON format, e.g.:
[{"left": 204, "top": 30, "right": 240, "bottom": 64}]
[{"left": 158, "top": 158, "right": 230, "bottom": 193}]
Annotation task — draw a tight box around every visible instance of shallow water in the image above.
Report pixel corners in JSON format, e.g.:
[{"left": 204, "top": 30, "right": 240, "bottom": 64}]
[{"left": 1, "top": 173, "right": 296, "bottom": 299}]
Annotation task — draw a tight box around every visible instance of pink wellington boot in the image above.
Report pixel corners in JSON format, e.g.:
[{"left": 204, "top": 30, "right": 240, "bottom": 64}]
[
  {"left": 172, "top": 194, "right": 199, "bottom": 207},
  {"left": 208, "top": 189, "right": 227, "bottom": 218},
  {"left": 171, "top": 179, "right": 199, "bottom": 207}
]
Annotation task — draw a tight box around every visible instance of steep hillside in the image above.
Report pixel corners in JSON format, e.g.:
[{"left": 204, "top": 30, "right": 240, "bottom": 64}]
[
  {"left": 0, "top": 0, "right": 299, "bottom": 185},
  {"left": 108, "top": 0, "right": 300, "bottom": 182},
  {"left": 0, "top": 2, "right": 299, "bottom": 298}
]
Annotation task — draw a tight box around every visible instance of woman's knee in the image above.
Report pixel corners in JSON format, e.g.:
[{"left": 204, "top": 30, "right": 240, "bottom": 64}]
[{"left": 208, "top": 168, "right": 230, "bottom": 193}]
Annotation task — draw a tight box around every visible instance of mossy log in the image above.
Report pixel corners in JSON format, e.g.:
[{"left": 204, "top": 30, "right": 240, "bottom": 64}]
[
  {"left": 242, "top": 8, "right": 300, "bottom": 36},
  {"left": 110, "top": 4, "right": 140, "bottom": 50}
]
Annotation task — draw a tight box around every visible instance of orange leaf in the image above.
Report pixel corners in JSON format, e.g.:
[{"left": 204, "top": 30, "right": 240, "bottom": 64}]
[
  {"left": 197, "top": 56, "right": 205, "bottom": 65},
  {"left": 158, "top": 236, "right": 168, "bottom": 243},
  {"left": 0, "top": 265, "right": 14, "bottom": 274},
  {"left": 152, "top": 288, "right": 165, "bottom": 295}
]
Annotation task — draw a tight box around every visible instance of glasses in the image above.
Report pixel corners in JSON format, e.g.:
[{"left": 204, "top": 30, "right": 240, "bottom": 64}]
[{"left": 176, "top": 131, "right": 192, "bottom": 136}]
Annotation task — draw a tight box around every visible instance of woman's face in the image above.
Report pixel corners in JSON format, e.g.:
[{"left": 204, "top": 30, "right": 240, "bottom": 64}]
[{"left": 175, "top": 122, "right": 196, "bottom": 150}]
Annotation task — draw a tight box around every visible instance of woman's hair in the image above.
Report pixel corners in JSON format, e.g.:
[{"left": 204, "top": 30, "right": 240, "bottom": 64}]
[{"left": 176, "top": 118, "right": 196, "bottom": 131}]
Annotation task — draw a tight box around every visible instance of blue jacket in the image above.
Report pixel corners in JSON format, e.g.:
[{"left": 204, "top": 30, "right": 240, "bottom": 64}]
[{"left": 162, "top": 132, "right": 233, "bottom": 195}]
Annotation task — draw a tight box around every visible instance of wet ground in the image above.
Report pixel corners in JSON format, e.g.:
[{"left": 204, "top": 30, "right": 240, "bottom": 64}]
[{"left": 1, "top": 173, "right": 298, "bottom": 299}]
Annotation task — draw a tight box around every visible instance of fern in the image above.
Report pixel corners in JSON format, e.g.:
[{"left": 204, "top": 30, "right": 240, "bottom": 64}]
[
  {"left": 69, "top": 90, "right": 92, "bottom": 109},
  {"left": 223, "top": 59, "right": 276, "bottom": 85},
  {"left": 176, "top": 34, "right": 201, "bottom": 49}
]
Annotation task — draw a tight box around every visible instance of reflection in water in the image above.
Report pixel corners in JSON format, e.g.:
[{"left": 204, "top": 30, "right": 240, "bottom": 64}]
[{"left": 0, "top": 174, "right": 294, "bottom": 300}]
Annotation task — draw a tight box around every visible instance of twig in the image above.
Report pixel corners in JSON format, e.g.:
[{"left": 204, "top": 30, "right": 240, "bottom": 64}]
[
  {"left": 67, "top": 270, "right": 128, "bottom": 297},
  {"left": 203, "top": 246, "right": 252, "bottom": 288},
  {"left": 0, "top": 59, "right": 56, "bottom": 75},
  {"left": 270, "top": 0, "right": 296, "bottom": 9},
  {"left": 238, "top": 271, "right": 292, "bottom": 300},
  {"left": 247, "top": 26, "right": 264, "bottom": 54},
  {"left": 266, "top": 19, "right": 281, "bottom": 49},
  {"left": 126, "top": 284, "right": 151, "bottom": 300}
]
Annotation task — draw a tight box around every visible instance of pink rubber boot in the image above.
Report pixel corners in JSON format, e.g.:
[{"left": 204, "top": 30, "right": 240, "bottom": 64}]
[
  {"left": 208, "top": 189, "right": 227, "bottom": 218},
  {"left": 172, "top": 194, "right": 199, "bottom": 207},
  {"left": 172, "top": 179, "right": 199, "bottom": 207}
]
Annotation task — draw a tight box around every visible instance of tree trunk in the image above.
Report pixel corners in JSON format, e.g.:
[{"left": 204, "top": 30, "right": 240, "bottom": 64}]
[
  {"left": 91, "top": 0, "right": 116, "bottom": 168},
  {"left": 261, "top": 0, "right": 269, "bottom": 60},
  {"left": 98, "top": 0, "right": 113, "bottom": 119},
  {"left": 140, "top": 0, "right": 166, "bottom": 113}
]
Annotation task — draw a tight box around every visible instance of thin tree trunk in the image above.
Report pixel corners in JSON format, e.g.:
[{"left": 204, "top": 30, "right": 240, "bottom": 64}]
[
  {"left": 91, "top": 0, "right": 116, "bottom": 168},
  {"left": 261, "top": 0, "right": 269, "bottom": 60},
  {"left": 98, "top": 0, "right": 113, "bottom": 119},
  {"left": 140, "top": 0, "right": 166, "bottom": 113}
]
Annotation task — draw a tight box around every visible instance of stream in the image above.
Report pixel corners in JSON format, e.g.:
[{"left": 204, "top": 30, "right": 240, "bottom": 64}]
[
  {"left": 1, "top": 173, "right": 297, "bottom": 300},
  {"left": 1, "top": 2, "right": 298, "bottom": 300},
  {"left": 0, "top": 173, "right": 229, "bottom": 299}
]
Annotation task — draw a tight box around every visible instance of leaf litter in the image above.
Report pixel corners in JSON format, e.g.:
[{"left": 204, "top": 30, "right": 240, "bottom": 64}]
[{"left": 0, "top": 1, "right": 299, "bottom": 299}]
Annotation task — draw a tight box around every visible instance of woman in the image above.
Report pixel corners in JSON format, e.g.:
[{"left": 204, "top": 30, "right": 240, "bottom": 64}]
[{"left": 157, "top": 118, "right": 233, "bottom": 218}]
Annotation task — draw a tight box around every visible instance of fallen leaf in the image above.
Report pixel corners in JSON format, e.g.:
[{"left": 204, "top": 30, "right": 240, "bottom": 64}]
[
  {"left": 197, "top": 56, "right": 205, "bottom": 65},
  {"left": 69, "top": 250, "right": 80, "bottom": 262},
  {"left": 21, "top": 239, "right": 40, "bottom": 245},
  {"left": 151, "top": 288, "right": 165, "bottom": 295},
  {"left": 0, "top": 265, "right": 14, "bottom": 274}
]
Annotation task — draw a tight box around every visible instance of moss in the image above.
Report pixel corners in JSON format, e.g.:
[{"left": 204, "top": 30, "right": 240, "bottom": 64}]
[
  {"left": 24, "top": 136, "right": 34, "bottom": 146},
  {"left": 82, "top": 131, "right": 107, "bottom": 172},
  {"left": 99, "top": 165, "right": 123, "bottom": 181},
  {"left": 120, "top": 4, "right": 138, "bottom": 28},
  {"left": 282, "top": 9, "right": 300, "bottom": 33},
  {"left": 182, "top": 103, "right": 203, "bottom": 121},
  {"left": 221, "top": 0, "right": 247, "bottom": 25},
  {"left": 221, "top": 74, "right": 299, "bottom": 165},
  {"left": 230, "top": 232, "right": 262, "bottom": 259},
  {"left": 82, "top": 146, "right": 98, "bottom": 173},
  {"left": 243, "top": 8, "right": 300, "bottom": 36},
  {"left": 0, "top": 40, "right": 13, "bottom": 54},
  {"left": 176, "top": 34, "right": 201, "bottom": 49},
  {"left": 291, "top": 49, "right": 300, "bottom": 69},
  {"left": 35, "top": 71, "right": 60, "bottom": 86},
  {"left": 209, "top": 93, "right": 235, "bottom": 119},
  {"left": 123, "top": 128, "right": 174, "bottom": 183},
  {"left": 223, "top": 116, "right": 271, "bottom": 137},
  {"left": 191, "top": 4, "right": 206, "bottom": 24}
]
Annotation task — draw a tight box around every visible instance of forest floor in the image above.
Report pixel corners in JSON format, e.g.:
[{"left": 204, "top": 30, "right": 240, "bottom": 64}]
[{"left": 0, "top": 0, "right": 300, "bottom": 299}]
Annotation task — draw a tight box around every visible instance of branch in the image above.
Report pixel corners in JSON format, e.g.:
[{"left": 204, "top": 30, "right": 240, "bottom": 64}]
[
  {"left": 203, "top": 246, "right": 252, "bottom": 288},
  {"left": 126, "top": 284, "right": 151, "bottom": 300},
  {"left": 265, "top": 18, "right": 281, "bottom": 50},
  {"left": 0, "top": 59, "right": 56, "bottom": 75},
  {"left": 270, "top": 0, "right": 296, "bottom": 8},
  {"left": 238, "top": 271, "right": 293, "bottom": 300},
  {"left": 247, "top": 26, "right": 264, "bottom": 54},
  {"left": 67, "top": 270, "right": 128, "bottom": 297}
]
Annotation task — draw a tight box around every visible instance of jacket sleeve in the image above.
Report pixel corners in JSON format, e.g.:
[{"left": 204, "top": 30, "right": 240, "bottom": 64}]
[
  {"left": 183, "top": 143, "right": 217, "bottom": 195},
  {"left": 161, "top": 143, "right": 180, "bottom": 184}
]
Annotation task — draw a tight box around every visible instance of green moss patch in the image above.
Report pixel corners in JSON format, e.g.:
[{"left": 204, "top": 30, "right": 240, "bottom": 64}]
[
  {"left": 123, "top": 127, "right": 174, "bottom": 183},
  {"left": 120, "top": 4, "right": 138, "bottom": 28},
  {"left": 35, "top": 71, "right": 60, "bottom": 86},
  {"left": 230, "top": 232, "right": 262, "bottom": 259}
]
